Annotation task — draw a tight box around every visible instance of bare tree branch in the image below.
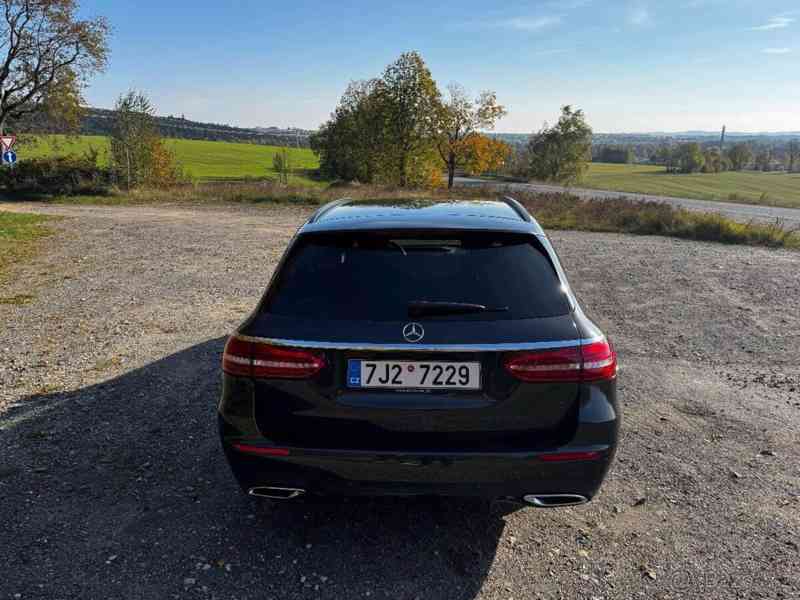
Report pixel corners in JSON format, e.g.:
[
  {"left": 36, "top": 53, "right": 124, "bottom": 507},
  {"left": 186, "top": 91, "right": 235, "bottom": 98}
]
[{"left": 0, "top": 0, "right": 108, "bottom": 131}]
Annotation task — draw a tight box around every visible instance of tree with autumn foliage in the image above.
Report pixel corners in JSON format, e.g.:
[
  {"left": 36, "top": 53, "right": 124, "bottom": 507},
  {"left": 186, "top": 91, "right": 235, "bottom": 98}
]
[
  {"left": 0, "top": 0, "right": 109, "bottom": 135},
  {"left": 110, "top": 91, "right": 183, "bottom": 189},
  {"left": 312, "top": 53, "right": 508, "bottom": 188},
  {"left": 379, "top": 52, "right": 441, "bottom": 187},
  {"left": 312, "top": 52, "right": 442, "bottom": 188},
  {"left": 434, "top": 84, "right": 506, "bottom": 188},
  {"left": 460, "top": 135, "right": 511, "bottom": 176}
]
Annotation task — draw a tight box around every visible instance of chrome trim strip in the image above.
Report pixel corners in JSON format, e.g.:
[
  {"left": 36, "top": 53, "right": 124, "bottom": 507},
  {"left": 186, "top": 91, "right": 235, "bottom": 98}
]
[
  {"left": 248, "top": 486, "right": 305, "bottom": 500},
  {"left": 523, "top": 494, "right": 589, "bottom": 508},
  {"left": 235, "top": 334, "right": 605, "bottom": 352}
]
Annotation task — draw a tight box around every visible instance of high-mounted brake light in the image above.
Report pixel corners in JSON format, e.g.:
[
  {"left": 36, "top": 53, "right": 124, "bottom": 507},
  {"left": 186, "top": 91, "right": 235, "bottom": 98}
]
[
  {"left": 503, "top": 338, "right": 617, "bottom": 383},
  {"left": 222, "top": 336, "right": 326, "bottom": 379}
]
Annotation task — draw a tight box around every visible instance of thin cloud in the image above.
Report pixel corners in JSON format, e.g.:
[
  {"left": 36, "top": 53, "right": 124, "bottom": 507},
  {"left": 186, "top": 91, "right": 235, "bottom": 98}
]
[
  {"left": 544, "top": 0, "right": 591, "bottom": 8},
  {"left": 498, "top": 16, "right": 562, "bottom": 31},
  {"left": 452, "top": 14, "right": 562, "bottom": 33},
  {"left": 532, "top": 48, "right": 570, "bottom": 56},
  {"left": 627, "top": 3, "right": 651, "bottom": 26},
  {"left": 682, "top": 0, "right": 728, "bottom": 6},
  {"left": 762, "top": 47, "right": 791, "bottom": 54},
  {"left": 751, "top": 16, "right": 794, "bottom": 31}
]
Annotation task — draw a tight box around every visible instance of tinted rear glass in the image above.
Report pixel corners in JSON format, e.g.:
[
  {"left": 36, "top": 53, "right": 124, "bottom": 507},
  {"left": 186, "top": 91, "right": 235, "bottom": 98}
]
[{"left": 264, "top": 232, "right": 570, "bottom": 321}]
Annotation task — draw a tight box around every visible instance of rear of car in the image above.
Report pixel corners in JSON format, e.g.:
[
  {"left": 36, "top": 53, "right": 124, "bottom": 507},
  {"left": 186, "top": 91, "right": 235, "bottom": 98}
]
[{"left": 218, "top": 199, "right": 619, "bottom": 507}]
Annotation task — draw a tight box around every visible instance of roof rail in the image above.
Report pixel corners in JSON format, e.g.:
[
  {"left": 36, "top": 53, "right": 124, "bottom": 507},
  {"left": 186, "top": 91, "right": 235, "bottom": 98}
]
[
  {"left": 501, "top": 196, "right": 532, "bottom": 222},
  {"left": 308, "top": 197, "right": 354, "bottom": 224}
]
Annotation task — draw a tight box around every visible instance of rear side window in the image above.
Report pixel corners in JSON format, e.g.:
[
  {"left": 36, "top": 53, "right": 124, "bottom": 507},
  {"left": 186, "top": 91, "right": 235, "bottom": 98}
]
[{"left": 263, "top": 232, "right": 570, "bottom": 321}]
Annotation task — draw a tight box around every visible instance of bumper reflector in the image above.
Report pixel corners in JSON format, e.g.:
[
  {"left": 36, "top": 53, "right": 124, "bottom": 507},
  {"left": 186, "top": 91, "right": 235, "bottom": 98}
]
[
  {"left": 538, "top": 450, "right": 602, "bottom": 462},
  {"left": 232, "top": 443, "right": 291, "bottom": 457}
]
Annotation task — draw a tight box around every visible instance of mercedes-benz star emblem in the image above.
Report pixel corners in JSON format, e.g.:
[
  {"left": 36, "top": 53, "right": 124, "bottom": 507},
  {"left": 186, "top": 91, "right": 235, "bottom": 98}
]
[{"left": 402, "top": 322, "right": 425, "bottom": 343}]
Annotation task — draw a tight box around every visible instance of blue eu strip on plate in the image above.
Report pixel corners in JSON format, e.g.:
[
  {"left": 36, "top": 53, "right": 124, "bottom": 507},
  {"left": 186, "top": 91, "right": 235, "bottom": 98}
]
[{"left": 347, "top": 360, "right": 362, "bottom": 388}]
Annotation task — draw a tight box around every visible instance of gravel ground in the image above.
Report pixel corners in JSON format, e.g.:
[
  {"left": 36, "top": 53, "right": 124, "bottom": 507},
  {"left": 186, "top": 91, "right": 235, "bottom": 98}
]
[{"left": 1, "top": 202, "right": 799, "bottom": 600}]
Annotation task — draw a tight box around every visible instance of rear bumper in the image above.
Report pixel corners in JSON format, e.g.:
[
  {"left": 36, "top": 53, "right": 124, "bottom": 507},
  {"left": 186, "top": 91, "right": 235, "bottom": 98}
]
[
  {"left": 218, "top": 371, "right": 620, "bottom": 500},
  {"left": 220, "top": 418, "right": 616, "bottom": 500}
]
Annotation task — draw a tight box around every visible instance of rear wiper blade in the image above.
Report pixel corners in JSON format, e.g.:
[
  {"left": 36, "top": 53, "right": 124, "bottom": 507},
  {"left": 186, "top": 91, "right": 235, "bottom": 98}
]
[{"left": 408, "top": 301, "right": 509, "bottom": 317}]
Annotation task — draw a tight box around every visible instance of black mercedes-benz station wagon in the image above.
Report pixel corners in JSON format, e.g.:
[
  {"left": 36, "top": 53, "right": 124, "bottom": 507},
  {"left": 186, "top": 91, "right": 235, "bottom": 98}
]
[{"left": 219, "top": 197, "right": 619, "bottom": 508}]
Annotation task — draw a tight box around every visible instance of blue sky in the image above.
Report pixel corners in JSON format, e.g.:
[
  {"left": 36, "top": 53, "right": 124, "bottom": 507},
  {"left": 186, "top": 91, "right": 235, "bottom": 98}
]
[{"left": 79, "top": 0, "right": 799, "bottom": 133}]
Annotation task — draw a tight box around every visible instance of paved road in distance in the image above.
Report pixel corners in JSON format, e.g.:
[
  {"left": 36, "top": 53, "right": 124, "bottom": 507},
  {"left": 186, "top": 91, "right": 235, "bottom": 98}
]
[{"left": 454, "top": 177, "right": 800, "bottom": 226}]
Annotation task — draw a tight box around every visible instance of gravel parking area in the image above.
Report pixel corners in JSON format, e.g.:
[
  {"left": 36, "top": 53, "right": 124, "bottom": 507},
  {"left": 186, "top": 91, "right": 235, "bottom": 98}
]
[{"left": 1, "top": 202, "right": 798, "bottom": 600}]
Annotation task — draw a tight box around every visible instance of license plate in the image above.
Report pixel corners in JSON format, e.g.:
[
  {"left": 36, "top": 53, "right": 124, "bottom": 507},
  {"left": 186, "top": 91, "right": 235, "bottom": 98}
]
[{"left": 347, "top": 360, "right": 481, "bottom": 390}]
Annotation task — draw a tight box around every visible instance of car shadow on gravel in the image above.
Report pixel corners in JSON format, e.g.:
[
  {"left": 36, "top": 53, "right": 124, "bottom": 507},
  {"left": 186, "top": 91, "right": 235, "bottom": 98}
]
[{"left": 1, "top": 338, "right": 506, "bottom": 599}]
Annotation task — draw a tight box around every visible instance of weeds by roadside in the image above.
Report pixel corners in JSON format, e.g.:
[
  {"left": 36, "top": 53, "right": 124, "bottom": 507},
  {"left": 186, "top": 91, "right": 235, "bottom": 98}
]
[
  {"left": 516, "top": 193, "right": 800, "bottom": 250},
  {"left": 6, "top": 181, "right": 799, "bottom": 250},
  {"left": 0, "top": 212, "right": 52, "bottom": 282}
]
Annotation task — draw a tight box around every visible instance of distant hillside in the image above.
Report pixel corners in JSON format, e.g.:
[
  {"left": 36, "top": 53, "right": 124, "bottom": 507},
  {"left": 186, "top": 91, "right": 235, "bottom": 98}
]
[
  {"left": 81, "top": 108, "right": 313, "bottom": 147},
  {"left": 492, "top": 130, "right": 800, "bottom": 165},
  {"left": 493, "top": 131, "right": 800, "bottom": 147},
  {"left": 69, "top": 109, "right": 800, "bottom": 151}
]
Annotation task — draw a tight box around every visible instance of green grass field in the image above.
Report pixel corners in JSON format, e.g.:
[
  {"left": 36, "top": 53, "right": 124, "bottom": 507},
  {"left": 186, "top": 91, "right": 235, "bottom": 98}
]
[
  {"left": 583, "top": 163, "right": 800, "bottom": 209},
  {"left": 22, "top": 135, "right": 321, "bottom": 186},
  {"left": 15, "top": 136, "right": 800, "bottom": 208}
]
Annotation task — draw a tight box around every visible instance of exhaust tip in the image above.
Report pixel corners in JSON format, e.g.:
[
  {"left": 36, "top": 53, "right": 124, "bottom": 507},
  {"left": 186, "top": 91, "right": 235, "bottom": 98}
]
[
  {"left": 522, "top": 494, "right": 588, "bottom": 508},
  {"left": 248, "top": 486, "right": 305, "bottom": 500}
]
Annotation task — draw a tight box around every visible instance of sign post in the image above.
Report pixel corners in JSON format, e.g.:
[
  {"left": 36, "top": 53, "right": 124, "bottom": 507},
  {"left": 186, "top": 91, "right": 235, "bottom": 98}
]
[
  {"left": 1, "top": 135, "right": 17, "bottom": 168},
  {"left": 0, "top": 135, "right": 16, "bottom": 152}
]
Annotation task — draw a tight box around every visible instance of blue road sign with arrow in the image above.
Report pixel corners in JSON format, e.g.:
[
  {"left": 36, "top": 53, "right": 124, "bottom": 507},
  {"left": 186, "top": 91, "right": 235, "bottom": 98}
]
[{"left": 3, "top": 149, "right": 17, "bottom": 166}]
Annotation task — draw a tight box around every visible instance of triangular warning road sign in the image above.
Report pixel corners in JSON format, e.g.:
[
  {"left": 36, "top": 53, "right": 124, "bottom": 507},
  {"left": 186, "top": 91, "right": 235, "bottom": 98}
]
[{"left": 0, "top": 135, "right": 16, "bottom": 151}]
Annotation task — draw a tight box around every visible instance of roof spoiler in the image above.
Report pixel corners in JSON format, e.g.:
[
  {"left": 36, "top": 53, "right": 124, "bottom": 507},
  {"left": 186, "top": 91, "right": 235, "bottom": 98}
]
[
  {"left": 308, "top": 195, "right": 534, "bottom": 226},
  {"left": 500, "top": 196, "right": 533, "bottom": 222},
  {"left": 308, "top": 197, "right": 354, "bottom": 224}
]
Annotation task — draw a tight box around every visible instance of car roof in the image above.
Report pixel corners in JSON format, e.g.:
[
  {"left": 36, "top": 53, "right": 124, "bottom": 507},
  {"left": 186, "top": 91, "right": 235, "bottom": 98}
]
[{"left": 301, "top": 198, "right": 545, "bottom": 236}]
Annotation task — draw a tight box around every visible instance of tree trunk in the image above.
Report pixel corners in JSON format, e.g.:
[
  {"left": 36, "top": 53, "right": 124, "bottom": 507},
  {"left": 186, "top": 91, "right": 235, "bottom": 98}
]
[
  {"left": 126, "top": 147, "right": 132, "bottom": 189},
  {"left": 399, "top": 153, "right": 407, "bottom": 187},
  {"left": 447, "top": 152, "right": 456, "bottom": 189}
]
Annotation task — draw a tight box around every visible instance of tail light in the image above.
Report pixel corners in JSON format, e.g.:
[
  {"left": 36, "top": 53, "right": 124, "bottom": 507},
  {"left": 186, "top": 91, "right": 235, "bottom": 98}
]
[
  {"left": 504, "top": 338, "right": 617, "bottom": 383},
  {"left": 504, "top": 346, "right": 582, "bottom": 382},
  {"left": 222, "top": 336, "right": 326, "bottom": 379},
  {"left": 580, "top": 339, "right": 618, "bottom": 381}
]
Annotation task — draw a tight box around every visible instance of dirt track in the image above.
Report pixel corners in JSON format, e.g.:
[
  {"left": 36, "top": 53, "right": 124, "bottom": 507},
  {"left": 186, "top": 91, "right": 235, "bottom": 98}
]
[{"left": 1, "top": 202, "right": 798, "bottom": 600}]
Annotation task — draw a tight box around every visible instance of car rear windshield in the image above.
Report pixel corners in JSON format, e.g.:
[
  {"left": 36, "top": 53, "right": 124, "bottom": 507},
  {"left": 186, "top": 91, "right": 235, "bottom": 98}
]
[{"left": 263, "top": 232, "right": 571, "bottom": 321}]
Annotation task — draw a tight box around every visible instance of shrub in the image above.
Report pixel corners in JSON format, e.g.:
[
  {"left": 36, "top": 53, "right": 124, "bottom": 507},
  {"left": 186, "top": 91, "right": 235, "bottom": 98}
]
[
  {"left": 147, "top": 138, "right": 185, "bottom": 187},
  {"left": 272, "top": 148, "right": 291, "bottom": 184},
  {"left": 0, "top": 153, "right": 111, "bottom": 196},
  {"left": 109, "top": 90, "right": 186, "bottom": 189}
]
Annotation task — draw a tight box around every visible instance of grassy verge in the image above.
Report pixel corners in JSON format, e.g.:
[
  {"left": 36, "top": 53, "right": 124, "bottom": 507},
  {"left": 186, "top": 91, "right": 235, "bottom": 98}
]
[
  {"left": 0, "top": 211, "right": 52, "bottom": 284},
  {"left": 583, "top": 163, "right": 800, "bottom": 209},
  {"left": 10, "top": 181, "right": 800, "bottom": 250},
  {"left": 514, "top": 192, "right": 800, "bottom": 250}
]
